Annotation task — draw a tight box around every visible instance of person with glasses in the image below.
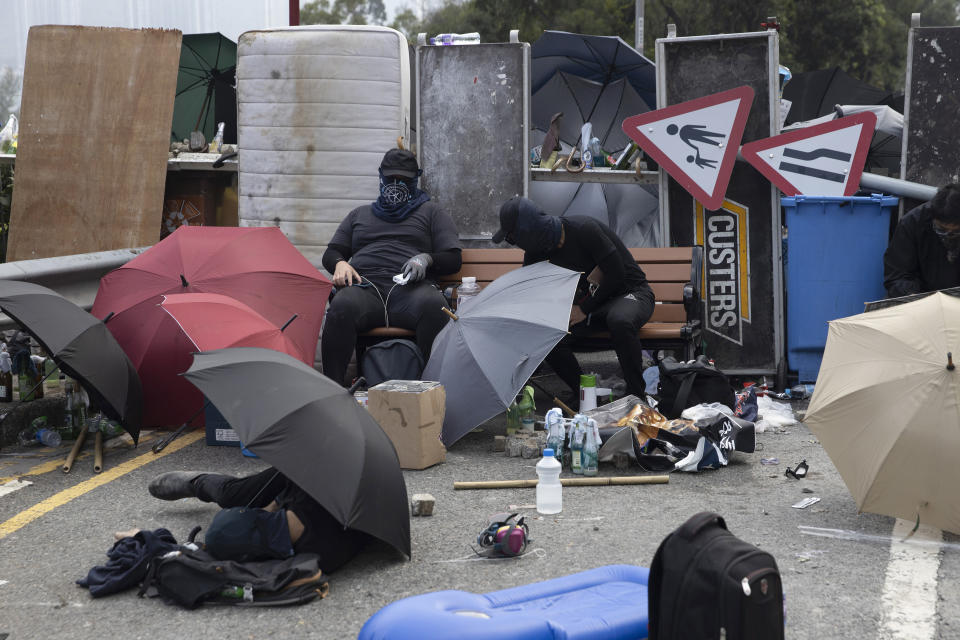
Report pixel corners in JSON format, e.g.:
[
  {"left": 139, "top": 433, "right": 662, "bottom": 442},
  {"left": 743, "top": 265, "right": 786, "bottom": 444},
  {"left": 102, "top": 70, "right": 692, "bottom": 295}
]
[{"left": 884, "top": 184, "right": 960, "bottom": 298}]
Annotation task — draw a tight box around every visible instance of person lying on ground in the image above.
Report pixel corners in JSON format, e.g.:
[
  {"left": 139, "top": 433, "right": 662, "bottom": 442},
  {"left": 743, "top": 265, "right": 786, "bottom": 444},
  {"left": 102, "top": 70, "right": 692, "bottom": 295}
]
[
  {"left": 491, "top": 196, "right": 655, "bottom": 402},
  {"left": 884, "top": 183, "right": 960, "bottom": 298},
  {"left": 320, "top": 148, "right": 462, "bottom": 386},
  {"left": 148, "top": 468, "right": 370, "bottom": 574}
]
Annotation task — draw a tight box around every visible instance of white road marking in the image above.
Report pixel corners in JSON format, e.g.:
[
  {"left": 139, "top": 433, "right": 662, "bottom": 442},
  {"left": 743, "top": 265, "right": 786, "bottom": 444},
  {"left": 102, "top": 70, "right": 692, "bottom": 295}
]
[
  {"left": 879, "top": 518, "right": 943, "bottom": 639},
  {"left": 0, "top": 478, "right": 32, "bottom": 497}
]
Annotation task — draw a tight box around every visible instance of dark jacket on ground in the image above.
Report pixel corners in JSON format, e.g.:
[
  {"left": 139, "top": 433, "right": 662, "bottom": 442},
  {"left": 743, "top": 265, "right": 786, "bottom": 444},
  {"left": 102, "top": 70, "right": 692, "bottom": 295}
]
[{"left": 884, "top": 202, "right": 960, "bottom": 298}]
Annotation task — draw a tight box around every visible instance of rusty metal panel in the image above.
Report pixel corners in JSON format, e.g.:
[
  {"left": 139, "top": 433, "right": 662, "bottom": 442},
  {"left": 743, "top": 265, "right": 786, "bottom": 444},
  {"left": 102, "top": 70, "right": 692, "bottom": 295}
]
[
  {"left": 7, "top": 26, "right": 181, "bottom": 261},
  {"left": 236, "top": 26, "right": 411, "bottom": 268}
]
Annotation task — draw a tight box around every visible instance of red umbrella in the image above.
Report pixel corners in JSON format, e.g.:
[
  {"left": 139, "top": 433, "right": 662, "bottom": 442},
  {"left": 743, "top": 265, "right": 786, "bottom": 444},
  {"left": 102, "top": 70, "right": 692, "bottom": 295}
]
[
  {"left": 91, "top": 226, "right": 331, "bottom": 427},
  {"left": 160, "top": 293, "right": 306, "bottom": 361}
]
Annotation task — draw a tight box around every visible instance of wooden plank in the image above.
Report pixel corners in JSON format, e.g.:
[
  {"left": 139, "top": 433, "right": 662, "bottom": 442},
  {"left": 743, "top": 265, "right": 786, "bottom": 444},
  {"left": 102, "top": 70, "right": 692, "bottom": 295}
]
[
  {"left": 8, "top": 26, "right": 181, "bottom": 260},
  {"left": 459, "top": 248, "right": 525, "bottom": 263},
  {"left": 629, "top": 247, "right": 694, "bottom": 262},
  {"left": 650, "top": 304, "right": 688, "bottom": 323},
  {"left": 636, "top": 263, "right": 694, "bottom": 282}
]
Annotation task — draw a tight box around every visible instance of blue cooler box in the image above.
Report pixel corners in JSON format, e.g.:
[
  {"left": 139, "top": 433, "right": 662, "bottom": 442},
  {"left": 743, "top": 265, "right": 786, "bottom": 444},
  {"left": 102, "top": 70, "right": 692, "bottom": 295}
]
[
  {"left": 782, "top": 194, "right": 898, "bottom": 382},
  {"left": 204, "top": 401, "right": 241, "bottom": 447}
]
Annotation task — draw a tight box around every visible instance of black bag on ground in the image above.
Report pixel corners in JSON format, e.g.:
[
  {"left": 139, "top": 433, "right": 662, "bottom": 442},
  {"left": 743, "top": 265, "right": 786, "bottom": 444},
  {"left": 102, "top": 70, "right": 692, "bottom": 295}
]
[
  {"left": 648, "top": 512, "right": 784, "bottom": 640},
  {"left": 361, "top": 338, "right": 424, "bottom": 387},
  {"left": 657, "top": 355, "right": 736, "bottom": 419},
  {"left": 139, "top": 546, "right": 327, "bottom": 609}
]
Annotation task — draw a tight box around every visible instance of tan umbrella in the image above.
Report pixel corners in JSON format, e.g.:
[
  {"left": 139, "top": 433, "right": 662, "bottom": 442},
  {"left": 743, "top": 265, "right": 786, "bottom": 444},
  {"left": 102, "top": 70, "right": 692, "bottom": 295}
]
[{"left": 805, "top": 291, "right": 960, "bottom": 534}]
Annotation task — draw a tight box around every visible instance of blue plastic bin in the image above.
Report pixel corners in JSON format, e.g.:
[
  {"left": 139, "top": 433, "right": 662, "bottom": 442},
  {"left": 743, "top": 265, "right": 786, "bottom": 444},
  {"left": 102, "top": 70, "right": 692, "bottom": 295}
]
[{"left": 782, "top": 194, "right": 898, "bottom": 382}]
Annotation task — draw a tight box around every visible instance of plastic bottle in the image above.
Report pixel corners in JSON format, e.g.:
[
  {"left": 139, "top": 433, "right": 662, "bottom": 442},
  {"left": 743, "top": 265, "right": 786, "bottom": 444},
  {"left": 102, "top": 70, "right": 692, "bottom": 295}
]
[
  {"left": 787, "top": 384, "right": 815, "bottom": 399},
  {"left": 18, "top": 417, "right": 62, "bottom": 447},
  {"left": 569, "top": 414, "right": 587, "bottom": 474},
  {"left": 582, "top": 418, "right": 600, "bottom": 476},
  {"left": 429, "top": 32, "right": 481, "bottom": 45},
  {"left": 456, "top": 276, "right": 481, "bottom": 313},
  {"left": 505, "top": 400, "right": 520, "bottom": 436},
  {"left": 72, "top": 385, "right": 89, "bottom": 432},
  {"left": 211, "top": 122, "right": 225, "bottom": 153},
  {"left": 544, "top": 408, "right": 565, "bottom": 464},
  {"left": 0, "top": 351, "right": 12, "bottom": 403},
  {"left": 517, "top": 385, "right": 535, "bottom": 432},
  {"left": 536, "top": 448, "right": 563, "bottom": 514}
]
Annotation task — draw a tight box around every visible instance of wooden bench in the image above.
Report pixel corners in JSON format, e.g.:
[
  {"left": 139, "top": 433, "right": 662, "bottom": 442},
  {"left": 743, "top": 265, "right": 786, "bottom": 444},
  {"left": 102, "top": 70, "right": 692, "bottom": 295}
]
[{"left": 358, "top": 246, "right": 703, "bottom": 360}]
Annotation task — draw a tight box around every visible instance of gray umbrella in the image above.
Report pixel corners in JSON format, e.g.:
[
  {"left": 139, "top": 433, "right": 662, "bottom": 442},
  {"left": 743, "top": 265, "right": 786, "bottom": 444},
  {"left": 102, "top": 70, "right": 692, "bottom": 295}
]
[
  {"left": 183, "top": 347, "right": 410, "bottom": 558},
  {"left": 423, "top": 261, "right": 581, "bottom": 446},
  {"left": 533, "top": 70, "right": 651, "bottom": 153}
]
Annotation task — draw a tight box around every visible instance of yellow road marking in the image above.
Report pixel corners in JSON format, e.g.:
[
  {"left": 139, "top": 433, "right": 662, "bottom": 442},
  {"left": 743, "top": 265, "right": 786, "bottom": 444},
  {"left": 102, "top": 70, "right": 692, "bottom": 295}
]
[{"left": 0, "top": 431, "right": 204, "bottom": 539}]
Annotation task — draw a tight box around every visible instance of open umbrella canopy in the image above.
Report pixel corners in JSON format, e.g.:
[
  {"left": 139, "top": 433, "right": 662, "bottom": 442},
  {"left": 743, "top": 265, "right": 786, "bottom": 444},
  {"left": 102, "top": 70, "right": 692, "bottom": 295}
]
[
  {"left": 160, "top": 293, "right": 307, "bottom": 362},
  {"left": 92, "top": 226, "right": 332, "bottom": 427},
  {"left": 423, "top": 261, "right": 581, "bottom": 446},
  {"left": 183, "top": 347, "right": 410, "bottom": 557},
  {"left": 533, "top": 71, "right": 651, "bottom": 153},
  {"left": 532, "top": 30, "right": 656, "bottom": 115},
  {"left": 171, "top": 32, "right": 237, "bottom": 144},
  {"left": 0, "top": 281, "right": 142, "bottom": 443},
  {"left": 805, "top": 292, "right": 960, "bottom": 534}
]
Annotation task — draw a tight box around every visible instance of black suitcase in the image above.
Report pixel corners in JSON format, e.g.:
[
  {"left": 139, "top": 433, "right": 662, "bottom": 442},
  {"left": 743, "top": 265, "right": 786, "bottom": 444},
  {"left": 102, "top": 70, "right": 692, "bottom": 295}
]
[{"left": 649, "top": 512, "right": 784, "bottom": 640}]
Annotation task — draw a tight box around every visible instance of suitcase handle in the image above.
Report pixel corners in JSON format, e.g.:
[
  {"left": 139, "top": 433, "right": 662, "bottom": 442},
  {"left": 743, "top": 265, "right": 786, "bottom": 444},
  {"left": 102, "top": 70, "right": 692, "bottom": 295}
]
[{"left": 677, "top": 511, "right": 727, "bottom": 539}]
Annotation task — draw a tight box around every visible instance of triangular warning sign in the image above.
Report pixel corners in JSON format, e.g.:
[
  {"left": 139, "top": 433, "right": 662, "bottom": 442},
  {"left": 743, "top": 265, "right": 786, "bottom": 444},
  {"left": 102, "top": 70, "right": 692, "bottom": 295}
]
[
  {"left": 740, "top": 112, "right": 876, "bottom": 197},
  {"left": 622, "top": 86, "right": 754, "bottom": 211}
]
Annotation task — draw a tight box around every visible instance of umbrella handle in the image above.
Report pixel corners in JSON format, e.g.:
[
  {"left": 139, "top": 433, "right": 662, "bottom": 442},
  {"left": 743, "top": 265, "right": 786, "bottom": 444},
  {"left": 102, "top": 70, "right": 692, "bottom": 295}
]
[{"left": 151, "top": 421, "right": 191, "bottom": 454}]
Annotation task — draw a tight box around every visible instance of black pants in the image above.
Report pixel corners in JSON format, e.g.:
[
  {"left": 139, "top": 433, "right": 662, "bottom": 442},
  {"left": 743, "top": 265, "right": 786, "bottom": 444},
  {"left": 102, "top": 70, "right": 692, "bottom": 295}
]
[
  {"left": 193, "top": 468, "right": 368, "bottom": 573},
  {"left": 321, "top": 280, "right": 449, "bottom": 386},
  {"left": 546, "top": 289, "right": 655, "bottom": 399}
]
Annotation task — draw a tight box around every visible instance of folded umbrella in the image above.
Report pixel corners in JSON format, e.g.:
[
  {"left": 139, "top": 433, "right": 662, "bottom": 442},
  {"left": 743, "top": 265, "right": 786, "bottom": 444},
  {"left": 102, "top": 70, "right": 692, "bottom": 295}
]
[
  {"left": 423, "top": 261, "right": 581, "bottom": 446},
  {"left": 805, "top": 292, "right": 960, "bottom": 534},
  {"left": 91, "top": 226, "right": 331, "bottom": 427},
  {"left": 0, "top": 281, "right": 142, "bottom": 443},
  {"left": 183, "top": 347, "right": 410, "bottom": 558}
]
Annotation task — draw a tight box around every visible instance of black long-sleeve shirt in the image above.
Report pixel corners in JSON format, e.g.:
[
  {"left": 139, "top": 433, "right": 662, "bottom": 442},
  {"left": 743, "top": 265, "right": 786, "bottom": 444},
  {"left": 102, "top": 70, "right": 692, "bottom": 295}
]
[
  {"left": 522, "top": 216, "right": 651, "bottom": 314},
  {"left": 883, "top": 202, "right": 960, "bottom": 298}
]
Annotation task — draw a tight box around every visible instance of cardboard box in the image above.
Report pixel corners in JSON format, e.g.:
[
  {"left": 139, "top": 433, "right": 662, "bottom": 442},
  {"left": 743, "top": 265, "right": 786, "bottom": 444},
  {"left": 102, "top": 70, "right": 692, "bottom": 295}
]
[
  {"left": 367, "top": 380, "right": 446, "bottom": 470},
  {"left": 204, "top": 401, "right": 241, "bottom": 447}
]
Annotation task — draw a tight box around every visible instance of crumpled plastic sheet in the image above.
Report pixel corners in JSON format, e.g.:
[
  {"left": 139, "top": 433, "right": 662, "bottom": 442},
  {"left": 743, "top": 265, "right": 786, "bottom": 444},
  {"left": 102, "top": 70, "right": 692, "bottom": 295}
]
[{"left": 756, "top": 395, "right": 798, "bottom": 432}]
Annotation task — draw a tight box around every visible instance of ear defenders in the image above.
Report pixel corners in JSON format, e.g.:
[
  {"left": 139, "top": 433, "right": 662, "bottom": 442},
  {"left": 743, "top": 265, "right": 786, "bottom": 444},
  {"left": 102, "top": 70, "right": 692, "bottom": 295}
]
[{"left": 476, "top": 512, "right": 530, "bottom": 557}]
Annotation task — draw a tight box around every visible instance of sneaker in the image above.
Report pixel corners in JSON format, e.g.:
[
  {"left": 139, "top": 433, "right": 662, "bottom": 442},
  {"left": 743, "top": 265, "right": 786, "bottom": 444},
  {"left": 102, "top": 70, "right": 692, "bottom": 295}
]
[{"left": 148, "top": 471, "right": 205, "bottom": 500}]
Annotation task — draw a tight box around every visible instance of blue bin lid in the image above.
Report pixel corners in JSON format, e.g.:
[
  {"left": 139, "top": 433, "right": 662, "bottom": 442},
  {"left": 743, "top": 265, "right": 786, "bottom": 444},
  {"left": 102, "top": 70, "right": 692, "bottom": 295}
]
[{"left": 781, "top": 193, "right": 899, "bottom": 207}]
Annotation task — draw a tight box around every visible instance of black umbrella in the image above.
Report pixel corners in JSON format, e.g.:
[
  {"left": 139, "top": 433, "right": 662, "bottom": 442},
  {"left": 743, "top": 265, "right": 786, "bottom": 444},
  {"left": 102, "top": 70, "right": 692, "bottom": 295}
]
[
  {"left": 183, "top": 347, "right": 411, "bottom": 558},
  {"left": 533, "top": 70, "right": 651, "bottom": 154},
  {"left": 0, "top": 281, "right": 142, "bottom": 443}
]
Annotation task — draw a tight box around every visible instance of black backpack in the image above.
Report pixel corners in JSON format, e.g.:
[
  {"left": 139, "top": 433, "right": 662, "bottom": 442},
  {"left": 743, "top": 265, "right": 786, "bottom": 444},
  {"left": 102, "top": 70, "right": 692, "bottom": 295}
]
[
  {"left": 139, "top": 546, "right": 327, "bottom": 609},
  {"left": 361, "top": 338, "right": 425, "bottom": 387},
  {"left": 657, "top": 355, "right": 736, "bottom": 419},
  {"left": 648, "top": 512, "right": 784, "bottom": 640}
]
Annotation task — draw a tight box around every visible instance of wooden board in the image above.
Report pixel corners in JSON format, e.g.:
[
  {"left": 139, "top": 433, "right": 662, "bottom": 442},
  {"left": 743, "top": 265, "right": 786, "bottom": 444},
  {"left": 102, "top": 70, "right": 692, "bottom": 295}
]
[{"left": 7, "top": 26, "right": 181, "bottom": 261}]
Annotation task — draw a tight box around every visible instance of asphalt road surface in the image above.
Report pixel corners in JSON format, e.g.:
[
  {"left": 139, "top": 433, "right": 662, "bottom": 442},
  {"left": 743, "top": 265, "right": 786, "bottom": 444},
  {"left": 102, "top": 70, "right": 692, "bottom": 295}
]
[{"left": 1, "top": 355, "right": 958, "bottom": 639}]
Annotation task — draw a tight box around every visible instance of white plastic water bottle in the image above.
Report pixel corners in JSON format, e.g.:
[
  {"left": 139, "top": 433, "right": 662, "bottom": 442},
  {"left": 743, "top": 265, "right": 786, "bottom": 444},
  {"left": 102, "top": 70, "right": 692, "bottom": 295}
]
[
  {"left": 536, "top": 448, "right": 562, "bottom": 514},
  {"left": 456, "top": 276, "right": 481, "bottom": 313},
  {"left": 429, "top": 32, "right": 481, "bottom": 45}
]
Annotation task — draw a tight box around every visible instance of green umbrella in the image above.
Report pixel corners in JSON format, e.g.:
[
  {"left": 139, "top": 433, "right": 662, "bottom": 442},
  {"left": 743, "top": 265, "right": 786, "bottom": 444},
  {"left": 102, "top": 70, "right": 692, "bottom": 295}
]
[{"left": 171, "top": 33, "right": 237, "bottom": 145}]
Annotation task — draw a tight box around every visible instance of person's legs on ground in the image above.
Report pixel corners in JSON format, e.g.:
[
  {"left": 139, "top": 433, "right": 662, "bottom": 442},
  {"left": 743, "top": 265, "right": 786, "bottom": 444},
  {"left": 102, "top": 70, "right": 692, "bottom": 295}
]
[
  {"left": 593, "top": 291, "right": 655, "bottom": 397},
  {"left": 544, "top": 336, "right": 583, "bottom": 395},
  {"left": 386, "top": 282, "right": 450, "bottom": 361},
  {"left": 321, "top": 285, "right": 389, "bottom": 386},
  {"left": 149, "top": 467, "right": 288, "bottom": 508}
]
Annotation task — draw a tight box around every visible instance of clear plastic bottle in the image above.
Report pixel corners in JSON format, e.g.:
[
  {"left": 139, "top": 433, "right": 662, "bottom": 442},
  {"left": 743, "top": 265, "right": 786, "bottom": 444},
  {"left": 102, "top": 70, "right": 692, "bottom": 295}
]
[
  {"left": 517, "top": 385, "right": 535, "bottom": 432},
  {"left": 536, "top": 447, "right": 562, "bottom": 514},
  {"left": 18, "top": 418, "right": 62, "bottom": 447},
  {"left": 456, "top": 276, "right": 481, "bottom": 313},
  {"left": 787, "top": 383, "right": 815, "bottom": 399},
  {"left": 582, "top": 418, "right": 599, "bottom": 476},
  {"left": 211, "top": 122, "right": 225, "bottom": 153},
  {"left": 429, "top": 32, "right": 481, "bottom": 45},
  {"left": 544, "top": 408, "right": 565, "bottom": 465}
]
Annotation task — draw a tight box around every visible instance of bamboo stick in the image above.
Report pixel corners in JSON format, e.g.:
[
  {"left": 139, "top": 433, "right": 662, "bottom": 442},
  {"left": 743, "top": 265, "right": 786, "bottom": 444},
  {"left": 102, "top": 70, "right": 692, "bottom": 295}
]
[
  {"left": 454, "top": 475, "right": 669, "bottom": 490},
  {"left": 62, "top": 428, "right": 88, "bottom": 473},
  {"left": 93, "top": 430, "right": 104, "bottom": 473}
]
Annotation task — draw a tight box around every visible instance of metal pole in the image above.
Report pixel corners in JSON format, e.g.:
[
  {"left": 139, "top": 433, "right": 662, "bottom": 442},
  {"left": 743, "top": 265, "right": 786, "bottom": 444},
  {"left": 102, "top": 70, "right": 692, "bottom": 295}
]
[
  {"left": 635, "top": 0, "right": 645, "bottom": 52},
  {"left": 860, "top": 173, "right": 936, "bottom": 201}
]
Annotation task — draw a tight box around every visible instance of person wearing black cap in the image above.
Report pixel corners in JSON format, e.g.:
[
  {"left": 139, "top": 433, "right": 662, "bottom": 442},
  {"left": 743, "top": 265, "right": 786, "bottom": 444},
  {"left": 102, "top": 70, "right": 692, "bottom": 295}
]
[
  {"left": 884, "top": 183, "right": 960, "bottom": 297},
  {"left": 320, "top": 148, "right": 462, "bottom": 386},
  {"left": 492, "top": 196, "right": 655, "bottom": 400}
]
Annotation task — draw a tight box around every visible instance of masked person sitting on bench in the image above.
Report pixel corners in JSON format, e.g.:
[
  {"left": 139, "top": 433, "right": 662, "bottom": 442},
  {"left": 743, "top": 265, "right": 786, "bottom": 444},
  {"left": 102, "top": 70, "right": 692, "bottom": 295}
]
[
  {"left": 492, "top": 196, "right": 655, "bottom": 402},
  {"left": 320, "top": 149, "right": 462, "bottom": 386},
  {"left": 148, "top": 469, "right": 370, "bottom": 574}
]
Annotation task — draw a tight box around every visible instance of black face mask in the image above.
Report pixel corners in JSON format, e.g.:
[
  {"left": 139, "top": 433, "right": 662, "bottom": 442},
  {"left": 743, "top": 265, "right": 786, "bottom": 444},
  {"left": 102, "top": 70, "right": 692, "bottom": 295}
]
[
  {"left": 933, "top": 219, "right": 960, "bottom": 262},
  {"left": 504, "top": 198, "right": 562, "bottom": 254}
]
